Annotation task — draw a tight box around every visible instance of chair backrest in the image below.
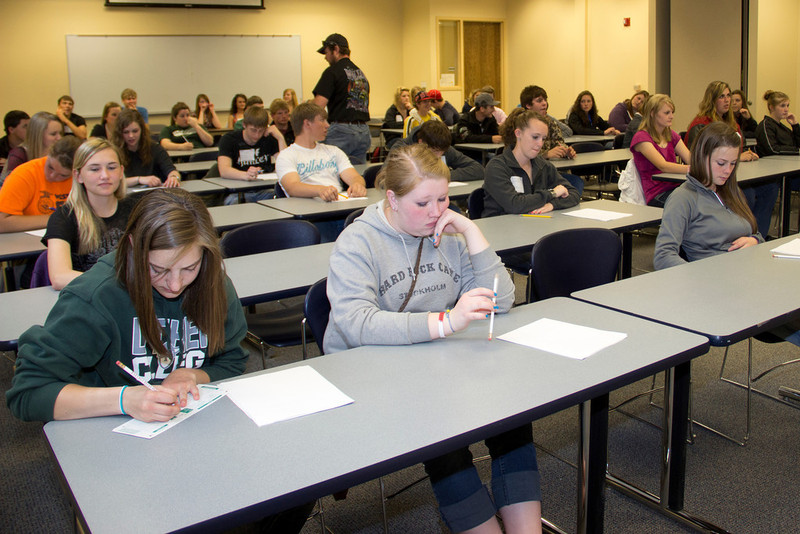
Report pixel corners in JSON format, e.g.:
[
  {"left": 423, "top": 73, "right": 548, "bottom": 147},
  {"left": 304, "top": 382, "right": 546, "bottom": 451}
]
[
  {"left": 467, "top": 187, "right": 485, "bottom": 220},
  {"left": 203, "top": 162, "right": 220, "bottom": 179},
  {"left": 303, "top": 278, "right": 330, "bottom": 354},
  {"left": 219, "top": 220, "right": 320, "bottom": 258},
  {"left": 344, "top": 208, "right": 365, "bottom": 227},
  {"left": 571, "top": 142, "right": 606, "bottom": 154},
  {"left": 189, "top": 149, "right": 218, "bottom": 162},
  {"left": 530, "top": 228, "right": 621, "bottom": 302},
  {"left": 613, "top": 133, "right": 625, "bottom": 149},
  {"left": 274, "top": 181, "right": 287, "bottom": 198},
  {"left": 30, "top": 250, "right": 51, "bottom": 288},
  {"left": 363, "top": 164, "right": 382, "bottom": 188}
]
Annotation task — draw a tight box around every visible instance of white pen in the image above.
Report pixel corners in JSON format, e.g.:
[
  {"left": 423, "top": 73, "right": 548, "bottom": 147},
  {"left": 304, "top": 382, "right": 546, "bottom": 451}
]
[
  {"left": 488, "top": 273, "right": 499, "bottom": 341},
  {"left": 116, "top": 360, "right": 157, "bottom": 391}
]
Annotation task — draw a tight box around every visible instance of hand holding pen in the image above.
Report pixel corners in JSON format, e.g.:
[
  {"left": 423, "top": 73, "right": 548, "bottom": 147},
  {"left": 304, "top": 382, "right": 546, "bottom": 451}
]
[{"left": 116, "top": 361, "right": 181, "bottom": 422}]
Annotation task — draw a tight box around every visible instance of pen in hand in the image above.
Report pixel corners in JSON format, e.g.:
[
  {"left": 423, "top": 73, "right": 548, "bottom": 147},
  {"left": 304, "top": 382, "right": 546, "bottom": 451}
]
[
  {"left": 116, "top": 360, "right": 157, "bottom": 391},
  {"left": 488, "top": 274, "right": 498, "bottom": 341}
]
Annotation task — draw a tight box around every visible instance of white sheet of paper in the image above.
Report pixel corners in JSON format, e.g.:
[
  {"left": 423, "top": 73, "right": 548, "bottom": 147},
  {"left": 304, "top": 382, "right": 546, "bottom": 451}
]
[
  {"left": 562, "top": 208, "right": 633, "bottom": 222},
  {"left": 112, "top": 384, "right": 227, "bottom": 439},
  {"left": 449, "top": 181, "right": 469, "bottom": 187},
  {"left": 771, "top": 238, "right": 800, "bottom": 257},
  {"left": 256, "top": 172, "right": 278, "bottom": 182},
  {"left": 509, "top": 176, "right": 525, "bottom": 193},
  {"left": 25, "top": 229, "right": 46, "bottom": 237},
  {"left": 498, "top": 318, "right": 627, "bottom": 360},
  {"left": 224, "top": 365, "right": 354, "bottom": 427}
]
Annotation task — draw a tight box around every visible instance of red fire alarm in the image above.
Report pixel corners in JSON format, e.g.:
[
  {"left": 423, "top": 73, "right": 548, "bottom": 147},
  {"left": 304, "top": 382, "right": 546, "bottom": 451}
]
[{"left": 623, "top": 17, "right": 631, "bottom": 27}]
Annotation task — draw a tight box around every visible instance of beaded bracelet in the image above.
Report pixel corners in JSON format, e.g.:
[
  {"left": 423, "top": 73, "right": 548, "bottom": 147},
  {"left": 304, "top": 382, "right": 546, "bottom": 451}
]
[{"left": 445, "top": 309, "right": 455, "bottom": 333}]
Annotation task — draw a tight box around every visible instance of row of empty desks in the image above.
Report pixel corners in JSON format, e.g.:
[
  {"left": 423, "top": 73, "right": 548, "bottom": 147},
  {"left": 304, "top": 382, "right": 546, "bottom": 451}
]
[{"left": 42, "top": 296, "right": 709, "bottom": 534}]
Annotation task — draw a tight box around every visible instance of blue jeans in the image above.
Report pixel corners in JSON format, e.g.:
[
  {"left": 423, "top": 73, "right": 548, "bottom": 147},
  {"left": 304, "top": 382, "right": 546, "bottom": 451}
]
[
  {"left": 223, "top": 189, "right": 274, "bottom": 205},
  {"left": 325, "top": 122, "right": 371, "bottom": 165},
  {"left": 742, "top": 183, "right": 780, "bottom": 238},
  {"left": 423, "top": 425, "right": 541, "bottom": 531},
  {"left": 314, "top": 218, "right": 346, "bottom": 243}
]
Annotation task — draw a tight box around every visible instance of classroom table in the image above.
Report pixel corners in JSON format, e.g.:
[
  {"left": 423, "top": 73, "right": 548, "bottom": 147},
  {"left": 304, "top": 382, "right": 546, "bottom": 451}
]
[
  {"left": 572, "top": 234, "right": 800, "bottom": 531},
  {"left": 166, "top": 146, "right": 218, "bottom": 160},
  {"left": 474, "top": 199, "right": 663, "bottom": 278},
  {"left": 654, "top": 155, "right": 800, "bottom": 236},
  {"left": 203, "top": 176, "right": 277, "bottom": 203},
  {"left": 126, "top": 179, "right": 225, "bottom": 196},
  {"left": 550, "top": 148, "right": 631, "bottom": 171},
  {"left": 0, "top": 285, "right": 59, "bottom": 351},
  {"left": 563, "top": 134, "right": 616, "bottom": 145},
  {"left": 42, "top": 297, "right": 709, "bottom": 534},
  {"left": 453, "top": 142, "right": 501, "bottom": 165},
  {"left": 0, "top": 231, "right": 46, "bottom": 261},
  {"left": 207, "top": 203, "right": 291, "bottom": 232},
  {"left": 174, "top": 159, "right": 214, "bottom": 176}
]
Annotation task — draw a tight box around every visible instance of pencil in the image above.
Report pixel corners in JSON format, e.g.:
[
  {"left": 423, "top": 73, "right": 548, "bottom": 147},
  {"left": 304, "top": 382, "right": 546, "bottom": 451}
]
[
  {"left": 116, "top": 361, "right": 157, "bottom": 391},
  {"left": 488, "top": 274, "right": 499, "bottom": 341},
  {"left": 522, "top": 214, "right": 552, "bottom": 218}
]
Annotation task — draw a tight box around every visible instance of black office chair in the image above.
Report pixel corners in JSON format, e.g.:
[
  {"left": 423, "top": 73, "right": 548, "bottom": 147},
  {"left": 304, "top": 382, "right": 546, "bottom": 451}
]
[
  {"left": 613, "top": 133, "right": 625, "bottom": 149},
  {"left": 528, "top": 227, "right": 621, "bottom": 302},
  {"left": 363, "top": 164, "right": 382, "bottom": 188},
  {"left": 466, "top": 188, "right": 485, "bottom": 220},
  {"left": 219, "top": 220, "right": 320, "bottom": 368},
  {"left": 30, "top": 250, "right": 51, "bottom": 289},
  {"left": 301, "top": 278, "right": 329, "bottom": 358},
  {"left": 344, "top": 208, "right": 365, "bottom": 228}
]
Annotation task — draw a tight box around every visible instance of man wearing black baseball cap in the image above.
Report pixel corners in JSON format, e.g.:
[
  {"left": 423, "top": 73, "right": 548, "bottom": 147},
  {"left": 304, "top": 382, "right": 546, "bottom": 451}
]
[{"left": 312, "top": 33, "right": 371, "bottom": 165}]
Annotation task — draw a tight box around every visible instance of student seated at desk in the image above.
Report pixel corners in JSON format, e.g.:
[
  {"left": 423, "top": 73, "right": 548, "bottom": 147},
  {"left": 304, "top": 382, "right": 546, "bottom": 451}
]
[
  {"left": 0, "top": 136, "right": 81, "bottom": 233},
  {"left": 283, "top": 88, "right": 298, "bottom": 113},
  {"left": 159, "top": 102, "right": 214, "bottom": 151},
  {"left": 383, "top": 86, "right": 411, "bottom": 149},
  {"left": 44, "top": 139, "right": 135, "bottom": 289},
  {"left": 403, "top": 90, "right": 442, "bottom": 138},
  {"left": 755, "top": 89, "right": 800, "bottom": 156},
  {"left": 227, "top": 93, "right": 247, "bottom": 129},
  {"left": 218, "top": 106, "right": 282, "bottom": 204},
  {"left": 0, "top": 110, "right": 30, "bottom": 168},
  {"left": 233, "top": 95, "right": 263, "bottom": 131},
  {"left": 608, "top": 90, "right": 649, "bottom": 132},
  {"left": 89, "top": 101, "right": 121, "bottom": 140},
  {"left": 55, "top": 95, "right": 87, "bottom": 140},
  {"left": 7, "top": 187, "right": 313, "bottom": 532},
  {"left": 631, "top": 94, "right": 691, "bottom": 208},
  {"left": 112, "top": 109, "right": 180, "bottom": 188},
  {"left": 395, "top": 120, "right": 483, "bottom": 182},
  {"left": 325, "top": 144, "right": 542, "bottom": 534},
  {"left": 654, "top": 122, "right": 762, "bottom": 270},
  {"left": 455, "top": 92, "right": 502, "bottom": 145},
  {"left": 731, "top": 90, "right": 758, "bottom": 138},
  {"left": 195, "top": 93, "right": 223, "bottom": 130},
  {"left": 1, "top": 111, "right": 62, "bottom": 181},
  {"left": 520, "top": 85, "right": 576, "bottom": 160},
  {"left": 121, "top": 88, "right": 148, "bottom": 124},
  {"left": 269, "top": 98, "right": 295, "bottom": 146},
  {"left": 430, "top": 89, "right": 460, "bottom": 126},
  {"left": 567, "top": 90, "right": 620, "bottom": 136},
  {"left": 482, "top": 108, "right": 580, "bottom": 217}
]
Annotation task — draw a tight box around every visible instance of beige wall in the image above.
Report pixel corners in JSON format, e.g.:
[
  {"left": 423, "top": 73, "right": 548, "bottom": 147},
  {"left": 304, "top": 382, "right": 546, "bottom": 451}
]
[
  {"left": 0, "top": 0, "right": 404, "bottom": 125},
  {"left": 750, "top": 0, "right": 800, "bottom": 121}
]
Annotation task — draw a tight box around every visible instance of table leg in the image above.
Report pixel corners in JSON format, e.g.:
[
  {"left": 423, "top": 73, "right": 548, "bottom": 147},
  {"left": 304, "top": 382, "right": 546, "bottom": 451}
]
[
  {"left": 661, "top": 361, "right": 690, "bottom": 510},
  {"left": 780, "top": 176, "right": 790, "bottom": 237},
  {"left": 577, "top": 395, "right": 608, "bottom": 534},
  {"left": 620, "top": 233, "right": 632, "bottom": 279}
]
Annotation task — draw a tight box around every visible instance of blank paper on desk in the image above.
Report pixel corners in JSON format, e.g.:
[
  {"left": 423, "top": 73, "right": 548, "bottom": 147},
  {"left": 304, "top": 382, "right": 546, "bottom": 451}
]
[
  {"left": 498, "top": 318, "right": 627, "bottom": 359},
  {"left": 225, "top": 365, "right": 354, "bottom": 426}
]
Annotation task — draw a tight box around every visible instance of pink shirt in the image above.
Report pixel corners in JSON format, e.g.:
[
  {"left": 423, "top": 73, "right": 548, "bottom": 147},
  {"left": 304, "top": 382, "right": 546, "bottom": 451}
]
[{"left": 631, "top": 129, "right": 681, "bottom": 204}]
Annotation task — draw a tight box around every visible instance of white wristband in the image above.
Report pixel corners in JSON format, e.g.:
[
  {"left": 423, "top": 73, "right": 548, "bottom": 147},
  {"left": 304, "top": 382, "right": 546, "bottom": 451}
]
[{"left": 438, "top": 312, "right": 446, "bottom": 339}]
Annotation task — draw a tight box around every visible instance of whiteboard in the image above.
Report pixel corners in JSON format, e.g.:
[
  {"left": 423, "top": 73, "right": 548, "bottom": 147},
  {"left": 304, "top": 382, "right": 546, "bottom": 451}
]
[{"left": 65, "top": 35, "right": 301, "bottom": 117}]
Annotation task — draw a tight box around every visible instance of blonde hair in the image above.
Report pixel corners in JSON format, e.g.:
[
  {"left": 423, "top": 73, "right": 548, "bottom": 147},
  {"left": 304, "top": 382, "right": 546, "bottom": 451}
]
[
  {"left": 763, "top": 90, "right": 789, "bottom": 112},
  {"left": 67, "top": 139, "right": 127, "bottom": 255},
  {"left": 24, "top": 112, "right": 62, "bottom": 160},
  {"left": 638, "top": 94, "right": 676, "bottom": 145},
  {"left": 283, "top": 88, "right": 299, "bottom": 109},
  {"left": 394, "top": 87, "right": 410, "bottom": 110},
  {"left": 695, "top": 81, "right": 736, "bottom": 129},
  {"left": 376, "top": 143, "right": 450, "bottom": 196}
]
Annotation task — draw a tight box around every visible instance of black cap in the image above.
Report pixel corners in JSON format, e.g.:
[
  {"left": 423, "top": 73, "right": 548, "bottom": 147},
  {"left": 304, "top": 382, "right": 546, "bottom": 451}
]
[{"left": 318, "top": 33, "right": 348, "bottom": 54}]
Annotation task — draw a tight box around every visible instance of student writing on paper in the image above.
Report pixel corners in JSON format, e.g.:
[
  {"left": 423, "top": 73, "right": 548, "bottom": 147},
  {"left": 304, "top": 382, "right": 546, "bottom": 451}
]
[
  {"left": 159, "top": 102, "right": 214, "bottom": 151},
  {"left": 325, "top": 144, "right": 543, "bottom": 534},
  {"left": 654, "top": 122, "right": 762, "bottom": 269},
  {"left": 630, "top": 94, "right": 691, "bottom": 207},
  {"left": 44, "top": 139, "right": 136, "bottom": 289},
  {"left": 7, "top": 188, "right": 249, "bottom": 423},
  {"left": 482, "top": 108, "right": 579, "bottom": 217},
  {"left": 218, "top": 106, "right": 282, "bottom": 205},
  {"left": 112, "top": 109, "right": 180, "bottom": 188}
]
